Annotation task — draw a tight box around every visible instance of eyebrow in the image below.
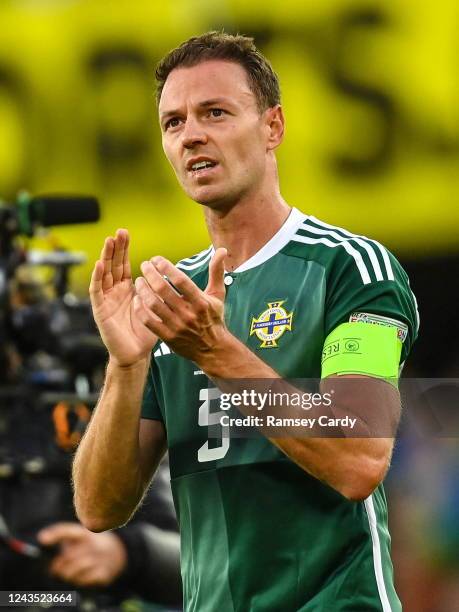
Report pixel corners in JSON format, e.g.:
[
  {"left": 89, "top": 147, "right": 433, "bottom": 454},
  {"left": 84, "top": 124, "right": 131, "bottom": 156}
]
[{"left": 160, "top": 98, "right": 234, "bottom": 120}]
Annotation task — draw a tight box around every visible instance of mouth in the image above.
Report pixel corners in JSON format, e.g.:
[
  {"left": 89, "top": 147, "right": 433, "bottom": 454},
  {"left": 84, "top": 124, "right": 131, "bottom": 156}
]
[{"left": 186, "top": 158, "right": 219, "bottom": 177}]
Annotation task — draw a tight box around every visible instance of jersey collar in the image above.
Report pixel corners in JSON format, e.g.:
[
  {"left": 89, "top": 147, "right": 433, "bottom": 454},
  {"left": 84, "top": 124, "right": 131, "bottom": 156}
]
[{"left": 216, "top": 207, "right": 307, "bottom": 274}]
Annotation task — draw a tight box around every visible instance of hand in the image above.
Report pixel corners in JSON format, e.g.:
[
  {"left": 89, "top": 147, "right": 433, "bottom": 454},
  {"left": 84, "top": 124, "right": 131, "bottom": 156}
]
[
  {"left": 135, "top": 247, "right": 228, "bottom": 362},
  {"left": 37, "top": 523, "right": 127, "bottom": 588},
  {"left": 90, "top": 229, "right": 159, "bottom": 367}
]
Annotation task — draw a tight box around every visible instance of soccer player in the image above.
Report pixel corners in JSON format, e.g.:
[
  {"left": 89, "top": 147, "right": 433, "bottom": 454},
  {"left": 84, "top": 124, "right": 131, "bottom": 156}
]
[{"left": 73, "top": 32, "right": 419, "bottom": 611}]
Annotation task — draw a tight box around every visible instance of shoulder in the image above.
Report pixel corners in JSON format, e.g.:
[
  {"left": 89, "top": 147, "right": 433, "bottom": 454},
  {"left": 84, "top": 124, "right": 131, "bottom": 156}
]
[
  {"left": 284, "top": 213, "right": 419, "bottom": 340},
  {"left": 284, "top": 214, "right": 398, "bottom": 287}
]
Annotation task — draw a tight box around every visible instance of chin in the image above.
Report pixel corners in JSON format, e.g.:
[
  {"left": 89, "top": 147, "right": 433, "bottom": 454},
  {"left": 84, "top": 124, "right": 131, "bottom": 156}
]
[
  {"left": 188, "top": 186, "right": 230, "bottom": 208},
  {"left": 183, "top": 179, "right": 246, "bottom": 211}
]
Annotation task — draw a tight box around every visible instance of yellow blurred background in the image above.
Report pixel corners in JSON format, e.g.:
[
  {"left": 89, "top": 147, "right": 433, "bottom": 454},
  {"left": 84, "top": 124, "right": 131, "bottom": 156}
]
[
  {"left": 1, "top": 2, "right": 459, "bottom": 610},
  {"left": 1, "top": 0, "right": 458, "bottom": 291}
]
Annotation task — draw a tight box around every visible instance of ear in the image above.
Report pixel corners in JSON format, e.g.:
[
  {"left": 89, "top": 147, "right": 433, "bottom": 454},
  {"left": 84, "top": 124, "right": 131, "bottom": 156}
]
[{"left": 265, "top": 105, "right": 285, "bottom": 151}]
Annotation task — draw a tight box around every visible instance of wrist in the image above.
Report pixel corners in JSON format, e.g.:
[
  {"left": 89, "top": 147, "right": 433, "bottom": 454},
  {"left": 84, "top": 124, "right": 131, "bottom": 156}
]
[
  {"left": 195, "top": 331, "right": 242, "bottom": 378},
  {"left": 108, "top": 356, "right": 150, "bottom": 376}
]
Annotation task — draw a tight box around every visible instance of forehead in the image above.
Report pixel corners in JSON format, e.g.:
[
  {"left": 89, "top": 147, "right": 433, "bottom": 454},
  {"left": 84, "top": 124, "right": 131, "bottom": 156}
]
[{"left": 159, "top": 59, "right": 256, "bottom": 113}]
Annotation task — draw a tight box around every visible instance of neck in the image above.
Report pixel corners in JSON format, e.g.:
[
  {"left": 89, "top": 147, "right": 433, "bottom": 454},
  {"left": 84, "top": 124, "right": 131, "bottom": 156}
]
[{"left": 203, "top": 186, "right": 291, "bottom": 272}]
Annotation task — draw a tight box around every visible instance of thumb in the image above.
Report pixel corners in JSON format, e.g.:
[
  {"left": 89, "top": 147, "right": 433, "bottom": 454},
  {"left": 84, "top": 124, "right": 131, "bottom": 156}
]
[{"left": 205, "top": 247, "right": 227, "bottom": 300}]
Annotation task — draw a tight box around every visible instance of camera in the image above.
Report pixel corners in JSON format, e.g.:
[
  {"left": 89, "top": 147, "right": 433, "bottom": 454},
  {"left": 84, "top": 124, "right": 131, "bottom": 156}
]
[{"left": 0, "top": 192, "right": 103, "bottom": 594}]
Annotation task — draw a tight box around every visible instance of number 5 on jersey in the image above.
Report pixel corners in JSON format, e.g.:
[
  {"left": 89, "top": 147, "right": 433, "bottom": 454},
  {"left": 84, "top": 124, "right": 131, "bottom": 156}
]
[{"left": 198, "top": 387, "right": 230, "bottom": 462}]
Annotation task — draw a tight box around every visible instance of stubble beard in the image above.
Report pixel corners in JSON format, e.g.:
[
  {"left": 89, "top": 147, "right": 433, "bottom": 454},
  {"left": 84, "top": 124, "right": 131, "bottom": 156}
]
[
  {"left": 184, "top": 179, "right": 243, "bottom": 213},
  {"left": 184, "top": 172, "right": 259, "bottom": 215}
]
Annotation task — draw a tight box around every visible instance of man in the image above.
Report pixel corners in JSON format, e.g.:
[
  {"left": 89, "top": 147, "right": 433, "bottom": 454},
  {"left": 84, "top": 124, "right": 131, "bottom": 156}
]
[{"left": 73, "top": 32, "right": 419, "bottom": 611}]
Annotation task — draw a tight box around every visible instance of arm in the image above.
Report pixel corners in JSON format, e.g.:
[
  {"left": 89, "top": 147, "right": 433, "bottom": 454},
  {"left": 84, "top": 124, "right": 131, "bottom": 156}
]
[
  {"left": 73, "top": 229, "right": 166, "bottom": 531},
  {"left": 198, "top": 334, "right": 398, "bottom": 501},
  {"left": 73, "top": 369, "right": 166, "bottom": 530},
  {"left": 135, "top": 250, "right": 399, "bottom": 502}
]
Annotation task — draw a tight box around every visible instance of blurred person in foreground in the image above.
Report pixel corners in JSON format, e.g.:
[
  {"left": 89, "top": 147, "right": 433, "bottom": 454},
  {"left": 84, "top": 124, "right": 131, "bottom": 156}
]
[
  {"left": 73, "top": 32, "right": 419, "bottom": 610},
  {"left": 37, "top": 459, "right": 182, "bottom": 610},
  {"left": 0, "top": 415, "right": 181, "bottom": 609}
]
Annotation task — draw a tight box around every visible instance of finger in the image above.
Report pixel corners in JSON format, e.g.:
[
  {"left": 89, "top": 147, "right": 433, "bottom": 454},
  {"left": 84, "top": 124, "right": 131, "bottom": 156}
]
[
  {"left": 151, "top": 256, "right": 205, "bottom": 305},
  {"left": 122, "top": 230, "right": 131, "bottom": 280},
  {"left": 111, "top": 229, "right": 128, "bottom": 284},
  {"left": 206, "top": 247, "right": 227, "bottom": 300},
  {"left": 89, "top": 260, "right": 104, "bottom": 309},
  {"left": 133, "top": 281, "right": 163, "bottom": 323},
  {"left": 66, "top": 565, "right": 110, "bottom": 588},
  {"left": 132, "top": 291, "right": 169, "bottom": 337},
  {"left": 141, "top": 260, "right": 185, "bottom": 311},
  {"left": 132, "top": 294, "right": 172, "bottom": 342},
  {"left": 50, "top": 553, "right": 94, "bottom": 584},
  {"left": 48, "top": 544, "right": 85, "bottom": 573},
  {"left": 135, "top": 278, "right": 177, "bottom": 329},
  {"left": 101, "top": 237, "right": 115, "bottom": 291},
  {"left": 135, "top": 276, "right": 162, "bottom": 305},
  {"left": 38, "top": 523, "right": 87, "bottom": 546}
]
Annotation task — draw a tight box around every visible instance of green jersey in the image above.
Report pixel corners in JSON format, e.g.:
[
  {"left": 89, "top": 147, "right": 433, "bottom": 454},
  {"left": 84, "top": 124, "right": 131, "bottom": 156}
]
[{"left": 142, "top": 208, "right": 418, "bottom": 611}]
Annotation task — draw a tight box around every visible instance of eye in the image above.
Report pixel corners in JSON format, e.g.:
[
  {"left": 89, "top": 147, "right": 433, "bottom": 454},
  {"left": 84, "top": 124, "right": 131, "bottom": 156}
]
[
  {"left": 209, "top": 108, "right": 225, "bottom": 118},
  {"left": 164, "top": 117, "right": 182, "bottom": 131}
]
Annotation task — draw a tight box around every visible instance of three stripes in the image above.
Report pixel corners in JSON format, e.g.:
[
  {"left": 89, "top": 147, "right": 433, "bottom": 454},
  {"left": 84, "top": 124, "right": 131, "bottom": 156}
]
[
  {"left": 176, "top": 246, "right": 214, "bottom": 271},
  {"left": 175, "top": 215, "right": 395, "bottom": 286},
  {"left": 292, "top": 216, "right": 394, "bottom": 286},
  {"left": 292, "top": 216, "right": 419, "bottom": 333}
]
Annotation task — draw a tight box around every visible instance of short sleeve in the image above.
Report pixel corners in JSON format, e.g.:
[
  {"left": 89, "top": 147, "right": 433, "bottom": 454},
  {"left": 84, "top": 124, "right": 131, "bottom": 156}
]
[
  {"left": 324, "top": 245, "right": 419, "bottom": 364},
  {"left": 141, "top": 362, "right": 163, "bottom": 421}
]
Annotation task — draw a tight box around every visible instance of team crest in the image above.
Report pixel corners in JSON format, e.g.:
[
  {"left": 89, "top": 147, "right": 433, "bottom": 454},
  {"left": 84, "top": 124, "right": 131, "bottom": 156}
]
[{"left": 250, "top": 300, "right": 293, "bottom": 348}]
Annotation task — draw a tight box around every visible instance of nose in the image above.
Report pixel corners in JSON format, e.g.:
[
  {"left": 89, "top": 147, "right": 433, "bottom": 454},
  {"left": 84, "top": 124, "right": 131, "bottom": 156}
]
[{"left": 181, "top": 117, "right": 208, "bottom": 149}]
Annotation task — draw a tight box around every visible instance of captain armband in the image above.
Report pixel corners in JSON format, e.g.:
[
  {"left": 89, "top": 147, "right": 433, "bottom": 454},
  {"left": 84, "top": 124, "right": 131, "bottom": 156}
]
[{"left": 321, "top": 321, "right": 404, "bottom": 384}]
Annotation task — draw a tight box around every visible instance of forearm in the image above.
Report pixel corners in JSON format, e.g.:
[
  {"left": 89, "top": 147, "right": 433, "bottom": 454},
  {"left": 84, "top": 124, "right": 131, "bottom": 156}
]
[
  {"left": 270, "top": 433, "right": 391, "bottom": 501},
  {"left": 197, "top": 333, "right": 395, "bottom": 500},
  {"left": 73, "top": 358, "right": 150, "bottom": 531}
]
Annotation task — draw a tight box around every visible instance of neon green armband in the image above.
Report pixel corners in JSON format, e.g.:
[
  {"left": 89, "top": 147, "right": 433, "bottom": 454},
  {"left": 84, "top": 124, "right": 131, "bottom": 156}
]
[{"left": 321, "top": 322, "right": 402, "bottom": 382}]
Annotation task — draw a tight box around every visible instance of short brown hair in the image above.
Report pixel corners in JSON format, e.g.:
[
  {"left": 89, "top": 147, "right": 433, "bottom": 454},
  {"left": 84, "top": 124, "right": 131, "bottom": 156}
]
[{"left": 155, "top": 31, "right": 281, "bottom": 112}]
